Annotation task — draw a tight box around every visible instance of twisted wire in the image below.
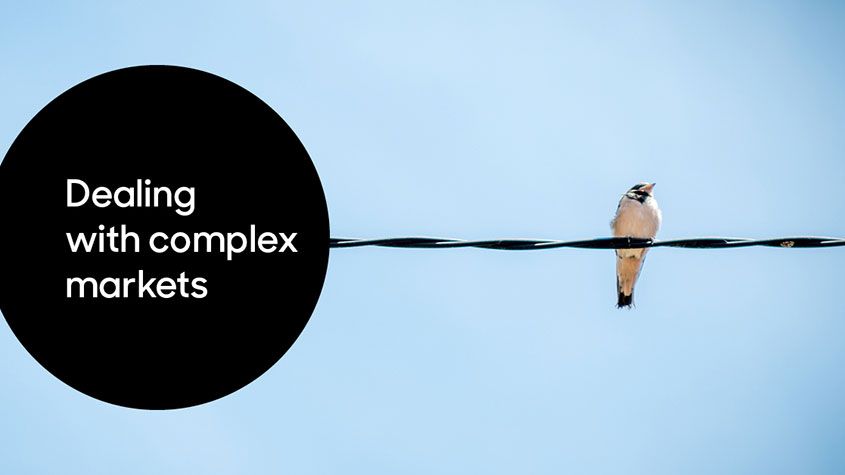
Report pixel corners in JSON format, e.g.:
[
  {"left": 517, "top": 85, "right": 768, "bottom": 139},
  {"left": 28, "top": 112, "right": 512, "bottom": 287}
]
[{"left": 330, "top": 236, "right": 845, "bottom": 250}]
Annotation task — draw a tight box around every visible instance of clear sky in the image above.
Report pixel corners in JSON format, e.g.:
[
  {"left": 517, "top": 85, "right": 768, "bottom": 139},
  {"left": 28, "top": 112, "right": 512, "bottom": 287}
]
[{"left": 2, "top": 1, "right": 845, "bottom": 474}]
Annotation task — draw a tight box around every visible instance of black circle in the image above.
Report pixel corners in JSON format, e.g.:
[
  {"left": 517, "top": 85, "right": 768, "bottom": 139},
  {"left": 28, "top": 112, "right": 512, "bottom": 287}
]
[{"left": 0, "top": 66, "right": 330, "bottom": 409}]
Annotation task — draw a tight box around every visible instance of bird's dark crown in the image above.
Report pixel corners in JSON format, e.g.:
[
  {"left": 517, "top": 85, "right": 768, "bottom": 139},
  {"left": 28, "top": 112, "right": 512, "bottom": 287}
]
[{"left": 625, "top": 182, "right": 655, "bottom": 203}]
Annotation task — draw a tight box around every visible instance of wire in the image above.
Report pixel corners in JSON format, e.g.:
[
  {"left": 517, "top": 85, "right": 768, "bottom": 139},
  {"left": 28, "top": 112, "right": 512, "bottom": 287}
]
[{"left": 330, "top": 236, "right": 845, "bottom": 250}]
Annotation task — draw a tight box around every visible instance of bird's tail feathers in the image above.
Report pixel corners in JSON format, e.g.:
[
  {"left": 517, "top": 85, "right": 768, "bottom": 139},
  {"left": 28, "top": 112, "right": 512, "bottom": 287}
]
[
  {"left": 616, "top": 254, "right": 642, "bottom": 309},
  {"left": 616, "top": 290, "right": 634, "bottom": 308},
  {"left": 616, "top": 275, "right": 634, "bottom": 308}
]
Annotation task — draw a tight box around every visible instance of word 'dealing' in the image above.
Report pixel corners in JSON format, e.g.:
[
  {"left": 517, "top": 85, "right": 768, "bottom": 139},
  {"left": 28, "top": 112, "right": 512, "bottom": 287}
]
[{"left": 67, "top": 178, "right": 196, "bottom": 216}]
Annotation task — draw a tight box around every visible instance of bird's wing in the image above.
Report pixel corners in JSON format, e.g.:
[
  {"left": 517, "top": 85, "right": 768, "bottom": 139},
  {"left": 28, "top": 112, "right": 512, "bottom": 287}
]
[{"left": 609, "top": 196, "right": 624, "bottom": 230}]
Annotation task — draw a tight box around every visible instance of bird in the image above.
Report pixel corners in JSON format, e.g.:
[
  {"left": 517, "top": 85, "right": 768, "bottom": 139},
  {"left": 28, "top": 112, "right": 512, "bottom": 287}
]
[{"left": 610, "top": 182, "right": 661, "bottom": 308}]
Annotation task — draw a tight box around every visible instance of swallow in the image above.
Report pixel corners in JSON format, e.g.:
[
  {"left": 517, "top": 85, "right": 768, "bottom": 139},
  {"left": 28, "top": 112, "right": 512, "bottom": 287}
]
[{"left": 610, "top": 182, "right": 661, "bottom": 308}]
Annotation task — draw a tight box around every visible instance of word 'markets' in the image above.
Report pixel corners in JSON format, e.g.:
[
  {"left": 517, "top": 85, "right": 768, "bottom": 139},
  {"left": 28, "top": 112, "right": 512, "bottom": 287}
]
[{"left": 67, "top": 270, "right": 207, "bottom": 299}]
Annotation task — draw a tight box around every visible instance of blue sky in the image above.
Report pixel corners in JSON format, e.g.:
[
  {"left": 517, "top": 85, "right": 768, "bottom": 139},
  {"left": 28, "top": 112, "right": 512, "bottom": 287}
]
[{"left": 2, "top": 1, "right": 845, "bottom": 473}]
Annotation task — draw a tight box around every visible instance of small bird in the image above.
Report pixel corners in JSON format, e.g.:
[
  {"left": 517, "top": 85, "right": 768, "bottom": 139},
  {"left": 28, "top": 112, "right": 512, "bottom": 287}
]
[{"left": 610, "top": 182, "right": 662, "bottom": 308}]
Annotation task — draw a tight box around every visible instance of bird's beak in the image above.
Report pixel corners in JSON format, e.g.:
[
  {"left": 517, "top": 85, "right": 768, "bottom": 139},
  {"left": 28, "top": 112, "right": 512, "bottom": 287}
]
[{"left": 643, "top": 183, "right": 656, "bottom": 193}]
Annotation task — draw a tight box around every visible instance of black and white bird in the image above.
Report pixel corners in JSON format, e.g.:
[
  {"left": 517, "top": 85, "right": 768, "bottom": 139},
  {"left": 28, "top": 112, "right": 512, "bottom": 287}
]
[{"left": 610, "top": 182, "right": 661, "bottom": 308}]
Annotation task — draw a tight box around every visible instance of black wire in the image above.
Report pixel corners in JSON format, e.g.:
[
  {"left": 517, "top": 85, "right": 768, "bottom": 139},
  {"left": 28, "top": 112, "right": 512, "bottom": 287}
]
[{"left": 330, "top": 236, "right": 845, "bottom": 250}]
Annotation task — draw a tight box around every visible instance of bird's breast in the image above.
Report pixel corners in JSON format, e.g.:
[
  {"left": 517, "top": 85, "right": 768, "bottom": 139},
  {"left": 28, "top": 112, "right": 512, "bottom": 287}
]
[{"left": 612, "top": 198, "right": 661, "bottom": 239}]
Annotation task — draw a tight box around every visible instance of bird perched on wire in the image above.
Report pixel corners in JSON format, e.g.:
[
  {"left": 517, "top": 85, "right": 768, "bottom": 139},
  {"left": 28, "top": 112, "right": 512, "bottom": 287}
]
[{"left": 610, "top": 182, "right": 661, "bottom": 308}]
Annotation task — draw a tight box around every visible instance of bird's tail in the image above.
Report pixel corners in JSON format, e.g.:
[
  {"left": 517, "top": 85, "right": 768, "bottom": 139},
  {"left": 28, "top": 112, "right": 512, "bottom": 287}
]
[
  {"left": 615, "top": 250, "right": 645, "bottom": 309},
  {"left": 616, "top": 276, "right": 634, "bottom": 308}
]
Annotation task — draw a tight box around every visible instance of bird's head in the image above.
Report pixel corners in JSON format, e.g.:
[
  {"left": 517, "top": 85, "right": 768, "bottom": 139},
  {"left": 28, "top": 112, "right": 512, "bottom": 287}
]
[{"left": 628, "top": 182, "right": 656, "bottom": 197}]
